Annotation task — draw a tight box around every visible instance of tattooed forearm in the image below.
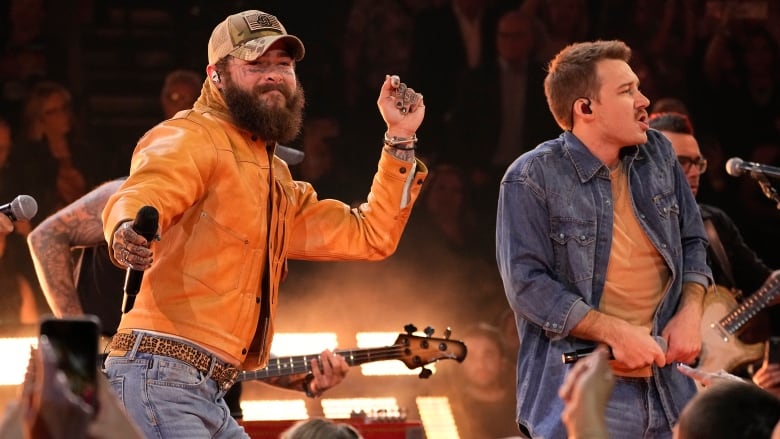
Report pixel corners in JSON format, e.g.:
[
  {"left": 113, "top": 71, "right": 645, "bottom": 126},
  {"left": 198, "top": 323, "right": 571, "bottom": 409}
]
[
  {"left": 27, "top": 179, "right": 123, "bottom": 316},
  {"left": 383, "top": 146, "right": 415, "bottom": 162}
]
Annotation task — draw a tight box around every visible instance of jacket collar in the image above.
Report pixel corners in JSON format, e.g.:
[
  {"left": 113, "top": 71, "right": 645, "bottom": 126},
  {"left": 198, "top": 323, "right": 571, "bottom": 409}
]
[
  {"left": 562, "top": 131, "right": 644, "bottom": 183},
  {"left": 193, "top": 78, "right": 235, "bottom": 125}
]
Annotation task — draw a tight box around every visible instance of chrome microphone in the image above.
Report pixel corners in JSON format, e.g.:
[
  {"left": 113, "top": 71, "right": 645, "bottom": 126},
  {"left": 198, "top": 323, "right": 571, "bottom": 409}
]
[
  {"left": 0, "top": 195, "right": 38, "bottom": 222},
  {"left": 725, "top": 157, "right": 780, "bottom": 179}
]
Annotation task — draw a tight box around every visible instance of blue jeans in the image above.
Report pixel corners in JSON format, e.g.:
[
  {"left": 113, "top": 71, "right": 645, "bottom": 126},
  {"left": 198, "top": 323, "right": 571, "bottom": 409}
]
[
  {"left": 604, "top": 377, "right": 673, "bottom": 439},
  {"left": 104, "top": 346, "right": 249, "bottom": 438}
]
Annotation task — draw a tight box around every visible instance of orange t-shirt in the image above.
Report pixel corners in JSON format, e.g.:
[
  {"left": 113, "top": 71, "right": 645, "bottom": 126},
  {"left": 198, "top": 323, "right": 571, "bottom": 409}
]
[{"left": 600, "top": 164, "right": 670, "bottom": 377}]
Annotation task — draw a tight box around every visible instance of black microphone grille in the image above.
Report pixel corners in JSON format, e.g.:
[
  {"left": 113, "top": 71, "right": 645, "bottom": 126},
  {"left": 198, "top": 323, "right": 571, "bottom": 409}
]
[{"left": 12, "top": 195, "right": 38, "bottom": 221}]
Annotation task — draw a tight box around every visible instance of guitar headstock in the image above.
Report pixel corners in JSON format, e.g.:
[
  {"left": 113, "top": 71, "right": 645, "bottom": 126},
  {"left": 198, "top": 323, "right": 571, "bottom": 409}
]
[{"left": 394, "top": 324, "right": 467, "bottom": 375}]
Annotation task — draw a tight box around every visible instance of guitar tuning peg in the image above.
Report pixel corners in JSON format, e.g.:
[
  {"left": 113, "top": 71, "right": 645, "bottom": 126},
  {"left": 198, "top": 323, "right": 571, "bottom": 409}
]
[
  {"left": 443, "top": 327, "right": 452, "bottom": 339},
  {"left": 404, "top": 323, "right": 417, "bottom": 334},
  {"left": 424, "top": 326, "right": 435, "bottom": 337},
  {"left": 418, "top": 367, "right": 432, "bottom": 379}
]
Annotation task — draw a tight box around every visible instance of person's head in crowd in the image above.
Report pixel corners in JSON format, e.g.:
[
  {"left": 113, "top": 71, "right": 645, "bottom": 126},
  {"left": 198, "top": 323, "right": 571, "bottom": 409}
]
[
  {"left": 160, "top": 69, "right": 203, "bottom": 119},
  {"left": 458, "top": 322, "right": 510, "bottom": 393},
  {"left": 495, "top": 9, "right": 536, "bottom": 66},
  {"left": 280, "top": 418, "right": 363, "bottom": 439},
  {"left": 544, "top": 39, "right": 649, "bottom": 139},
  {"left": 648, "top": 112, "right": 706, "bottom": 196},
  {"left": 673, "top": 381, "right": 780, "bottom": 439},
  {"left": 205, "top": 10, "right": 306, "bottom": 144},
  {"left": 21, "top": 81, "right": 73, "bottom": 143}
]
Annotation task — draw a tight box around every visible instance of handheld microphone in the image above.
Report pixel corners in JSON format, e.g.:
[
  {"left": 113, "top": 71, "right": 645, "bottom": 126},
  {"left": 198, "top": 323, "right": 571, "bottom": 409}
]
[
  {"left": 725, "top": 157, "right": 780, "bottom": 179},
  {"left": 122, "top": 206, "right": 158, "bottom": 314},
  {"left": 562, "top": 337, "right": 668, "bottom": 364},
  {"left": 0, "top": 195, "right": 38, "bottom": 222}
]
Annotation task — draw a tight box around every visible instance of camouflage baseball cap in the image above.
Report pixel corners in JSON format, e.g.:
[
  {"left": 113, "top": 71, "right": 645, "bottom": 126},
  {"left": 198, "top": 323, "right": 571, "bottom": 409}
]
[{"left": 207, "top": 10, "right": 305, "bottom": 65}]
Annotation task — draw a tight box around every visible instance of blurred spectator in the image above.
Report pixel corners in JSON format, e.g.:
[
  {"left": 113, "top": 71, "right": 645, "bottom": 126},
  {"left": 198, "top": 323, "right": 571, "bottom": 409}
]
[
  {"left": 407, "top": 0, "right": 507, "bottom": 157},
  {"left": 563, "top": 349, "right": 780, "bottom": 439},
  {"left": 447, "top": 8, "right": 559, "bottom": 177},
  {"left": 702, "top": 22, "right": 780, "bottom": 158},
  {"left": 0, "top": 334, "right": 144, "bottom": 439},
  {"left": 159, "top": 69, "right": 202, "bottom": 120},
  {"left": 520, "top": 0, "right": 590, "bottom": 64},
  {"left": 675, "top": 380, "right": 780, "bottom": 439},
  {"left": 280, "top": 418, "right": 363, "bottom": 439},
  {"left": 14, "top": 81, "right": 90, "bottom": 223},
  {"left": 342, "top": 0, "right": 431, "bottom": 112},
  {"left": 0, "top": 0, "right": 47, "bottom": 128},
  {"left": 445, "top": 322, "right": 518, "bottom": 439}
]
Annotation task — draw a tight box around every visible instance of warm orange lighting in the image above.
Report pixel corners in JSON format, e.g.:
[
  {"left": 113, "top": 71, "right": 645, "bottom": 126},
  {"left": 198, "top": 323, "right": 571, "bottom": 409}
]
[
  {"left": 416, "top": 396, "right": 460, "bottom": 439},
  {"left": 0, "top": 337, "right": 36, "bottom": 386},
  {"left": 240, "top": 399, "right": 308, "bottom": 421},
  {"left": 270, "top": 333, "right": 338, "bottom": 357},
  {"left": 321, "top": 397, "right": 399, "bottom": 420}
]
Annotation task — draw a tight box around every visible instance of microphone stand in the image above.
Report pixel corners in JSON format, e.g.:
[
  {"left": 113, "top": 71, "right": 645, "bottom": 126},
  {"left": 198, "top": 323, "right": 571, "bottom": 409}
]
[{"left": 754, "top": 173, "right": 780, "bottom": 210}]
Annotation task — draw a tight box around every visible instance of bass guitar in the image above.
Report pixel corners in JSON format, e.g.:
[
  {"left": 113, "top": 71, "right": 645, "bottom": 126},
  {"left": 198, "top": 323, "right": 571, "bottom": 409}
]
[{"left": 237, "top": 324, "right": 467, "bottom": 382}]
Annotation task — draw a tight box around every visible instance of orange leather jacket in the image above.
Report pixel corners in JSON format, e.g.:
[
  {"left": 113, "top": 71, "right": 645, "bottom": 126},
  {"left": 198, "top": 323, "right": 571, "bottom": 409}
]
[{"left": 102, "top": 80, "right": 427, "bottom": 369}]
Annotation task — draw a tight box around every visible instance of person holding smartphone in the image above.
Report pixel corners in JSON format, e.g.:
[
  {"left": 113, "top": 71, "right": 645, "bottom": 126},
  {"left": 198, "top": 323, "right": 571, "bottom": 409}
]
[{"left": 0, "top": 319, "right": 145, "bottom": 439}]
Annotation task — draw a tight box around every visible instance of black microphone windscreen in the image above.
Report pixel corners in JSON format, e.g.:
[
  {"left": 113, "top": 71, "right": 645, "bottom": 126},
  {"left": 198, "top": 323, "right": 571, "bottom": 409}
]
[{"left": 134, "top": 206, "right": 159, "bottom": 240}]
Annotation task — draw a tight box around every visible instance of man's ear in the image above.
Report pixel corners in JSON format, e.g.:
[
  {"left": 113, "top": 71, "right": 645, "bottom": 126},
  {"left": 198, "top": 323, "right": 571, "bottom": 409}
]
[{"left": 206, "top": 66, "right": 221, "bottom": 88}]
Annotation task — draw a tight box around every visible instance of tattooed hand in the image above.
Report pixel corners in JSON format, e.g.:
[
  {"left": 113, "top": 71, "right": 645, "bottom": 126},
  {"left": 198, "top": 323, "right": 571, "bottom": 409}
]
[{"left": 112, "top": 221, "right": 154, "bottom": 270}]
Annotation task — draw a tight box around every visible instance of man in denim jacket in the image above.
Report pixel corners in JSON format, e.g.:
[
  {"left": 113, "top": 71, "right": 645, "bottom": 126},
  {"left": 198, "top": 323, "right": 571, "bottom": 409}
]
[{"left": 496, "top": 40, "right": 712, "bottom": 439}]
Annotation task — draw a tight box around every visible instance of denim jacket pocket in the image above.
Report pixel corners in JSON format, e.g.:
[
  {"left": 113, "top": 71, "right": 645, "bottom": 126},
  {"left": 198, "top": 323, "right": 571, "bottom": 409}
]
[
  {"left": 652, "top": 191, "right": 680, "bottom": 219},
  {"left": 550, "top": 217, "right": 596, "bottom": 283}
]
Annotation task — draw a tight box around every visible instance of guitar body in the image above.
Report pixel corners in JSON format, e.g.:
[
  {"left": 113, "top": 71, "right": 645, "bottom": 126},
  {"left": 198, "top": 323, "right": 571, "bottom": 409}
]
[{"left": 697, "top": 286, "right": 764, "bottom": 374}]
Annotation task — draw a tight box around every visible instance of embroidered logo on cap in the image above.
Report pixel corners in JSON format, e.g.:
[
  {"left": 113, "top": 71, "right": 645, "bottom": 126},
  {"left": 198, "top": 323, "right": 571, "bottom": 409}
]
[{"left": 242, "top": 12, "right": 282, "bottom": 32}]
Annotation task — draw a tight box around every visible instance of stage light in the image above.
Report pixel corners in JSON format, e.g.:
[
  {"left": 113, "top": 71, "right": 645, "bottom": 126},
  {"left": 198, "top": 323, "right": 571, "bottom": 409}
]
[
  {"left": 240, "top": 399, "right": 308, "bottom": 421},
  {"left": 416, "top": 396, "right": 460, "bottom": 439},
  {"left": 0, "top": 337, "right": 36, "bottom": 385}
]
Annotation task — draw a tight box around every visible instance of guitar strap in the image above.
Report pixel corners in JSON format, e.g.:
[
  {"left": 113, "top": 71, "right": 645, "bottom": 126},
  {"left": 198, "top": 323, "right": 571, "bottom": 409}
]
[{"left": 703, "top": 218, "right": 740, "bottom": 299}]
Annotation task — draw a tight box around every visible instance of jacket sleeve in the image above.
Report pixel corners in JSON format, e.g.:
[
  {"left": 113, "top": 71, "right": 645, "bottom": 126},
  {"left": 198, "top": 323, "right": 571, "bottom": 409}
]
[
  {"left": 102, "top": 120, "right": 215, "bottom": 264},
  {"left": 285, "top": 149, "right": 427, "bottom": 261}
]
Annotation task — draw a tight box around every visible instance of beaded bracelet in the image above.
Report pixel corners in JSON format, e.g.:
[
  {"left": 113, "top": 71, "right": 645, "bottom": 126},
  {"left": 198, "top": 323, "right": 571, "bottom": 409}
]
[{"left": 383, "top": 132, "right": 418, "bottom": 150}]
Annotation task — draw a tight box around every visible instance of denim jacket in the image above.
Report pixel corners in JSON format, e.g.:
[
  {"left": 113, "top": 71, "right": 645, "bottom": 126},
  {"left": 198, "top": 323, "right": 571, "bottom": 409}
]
[{"left": 496, "top": 130, "right": 712, "bottom": 438}]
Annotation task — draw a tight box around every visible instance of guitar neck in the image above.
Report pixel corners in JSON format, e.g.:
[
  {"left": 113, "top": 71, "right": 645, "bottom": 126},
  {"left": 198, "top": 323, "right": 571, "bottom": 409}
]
[
  {"left": 719, "top": 273, "right": 780, "bottom": 334},
  {"left": 239, "top": 345, "right": 404, "bottom": 382}
]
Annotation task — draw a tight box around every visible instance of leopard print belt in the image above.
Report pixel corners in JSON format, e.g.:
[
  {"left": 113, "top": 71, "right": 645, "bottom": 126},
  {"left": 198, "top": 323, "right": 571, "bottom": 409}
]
[{"left": 109, "top": 332, "right": 239, "bottom": 391}]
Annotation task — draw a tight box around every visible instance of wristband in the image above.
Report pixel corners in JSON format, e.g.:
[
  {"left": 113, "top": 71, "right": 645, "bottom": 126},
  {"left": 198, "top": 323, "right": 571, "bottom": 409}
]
[{"left": 383, "top": 132, "right": 417, "bottom": 150}]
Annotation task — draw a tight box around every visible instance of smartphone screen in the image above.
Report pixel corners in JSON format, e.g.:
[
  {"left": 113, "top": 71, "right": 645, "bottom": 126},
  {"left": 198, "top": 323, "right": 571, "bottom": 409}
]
[{"left": 39, "top": 315, "right": 101, "bottom": 408}]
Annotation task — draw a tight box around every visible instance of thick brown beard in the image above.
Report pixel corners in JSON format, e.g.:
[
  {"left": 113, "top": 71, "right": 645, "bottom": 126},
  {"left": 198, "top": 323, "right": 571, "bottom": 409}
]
[{"left": 223, "top": 80, "right": 305, "bottom": 144}]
